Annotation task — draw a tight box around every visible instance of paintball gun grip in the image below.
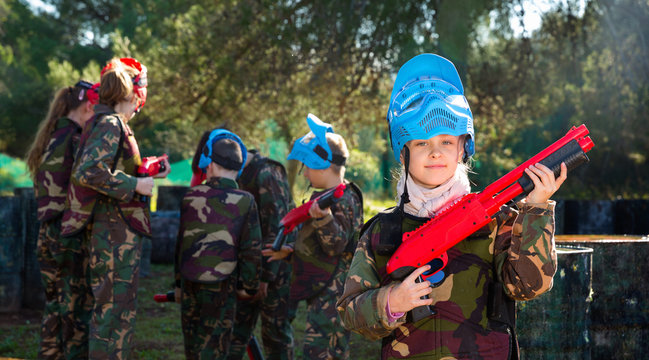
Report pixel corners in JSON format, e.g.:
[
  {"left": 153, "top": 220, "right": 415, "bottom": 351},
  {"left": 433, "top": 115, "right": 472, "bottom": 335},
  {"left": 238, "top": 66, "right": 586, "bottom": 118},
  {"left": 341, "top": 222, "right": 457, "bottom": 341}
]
[
  {"left": 271, "top": 227, "right": 287, "bottom": 252},
  {"left": 408, "top": 275, "right": 437, "bottom": 322},
  {"left": 138, "top": 155, "right": 168, "bottom": 202},
  {"left": 517, "top": 139, "right": 590, "bottom": 194}
]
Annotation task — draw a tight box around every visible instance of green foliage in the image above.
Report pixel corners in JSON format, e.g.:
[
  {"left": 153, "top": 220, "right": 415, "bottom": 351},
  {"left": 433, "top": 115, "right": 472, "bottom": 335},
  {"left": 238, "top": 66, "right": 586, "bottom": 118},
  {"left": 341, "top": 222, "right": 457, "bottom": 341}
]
[{"left": 1, "top": 0, "right": 648, "bottom": 199}]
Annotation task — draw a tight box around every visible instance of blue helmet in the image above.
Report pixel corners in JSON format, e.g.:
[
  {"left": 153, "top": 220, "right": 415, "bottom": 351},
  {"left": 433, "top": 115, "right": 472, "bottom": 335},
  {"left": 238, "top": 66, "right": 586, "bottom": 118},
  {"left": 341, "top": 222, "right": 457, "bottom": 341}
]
[
  {"left": 287, "top": 113, "right": 346, "bottom": 170},
  {"left": 387, "top": 54, "right": 475, "bottom": 164},
  {"left": 198, "top": 129, "right": 247, "bottom": 177}
]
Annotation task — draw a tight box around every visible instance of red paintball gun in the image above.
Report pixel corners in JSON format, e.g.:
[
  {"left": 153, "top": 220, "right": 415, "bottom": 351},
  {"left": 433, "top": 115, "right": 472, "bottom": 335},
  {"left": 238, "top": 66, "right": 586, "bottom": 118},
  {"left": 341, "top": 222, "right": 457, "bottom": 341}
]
[
  {"left": 386, "top": 124, "right": 594, "bottom": 321},
  {"left": 271, "top": 183, "right": 347, "bottom": 251},
  {"left": 153, "top": 291, "right": 265, "bottom": 359},
  {"left": 137, "top": 154, "right": 168, "bottom": 202}
]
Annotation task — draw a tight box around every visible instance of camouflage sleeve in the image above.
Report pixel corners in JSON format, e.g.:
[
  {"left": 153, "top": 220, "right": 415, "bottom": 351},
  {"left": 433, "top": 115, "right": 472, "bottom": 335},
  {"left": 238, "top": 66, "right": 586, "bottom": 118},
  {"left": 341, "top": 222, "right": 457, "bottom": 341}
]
[
  {"left": 494, "top": 200, "right": 558, "bottom": 301},
  {"left": 237, "top": 197, "right": 263, "bottom": 295},
  {"left": 174, "top": 197, "right": 189, "bottom": 287},
  {"left": 256, "top": 164, "right": 293, "bottom": 283},
  {"left": 311, "top": 192, "right": 358, "bottom": 256},
  {"left": 74, "top": 115, "right": 137, "bottom": 201},
  {"left": 336, "top": 221, "right": 405, "bottom": 340}
]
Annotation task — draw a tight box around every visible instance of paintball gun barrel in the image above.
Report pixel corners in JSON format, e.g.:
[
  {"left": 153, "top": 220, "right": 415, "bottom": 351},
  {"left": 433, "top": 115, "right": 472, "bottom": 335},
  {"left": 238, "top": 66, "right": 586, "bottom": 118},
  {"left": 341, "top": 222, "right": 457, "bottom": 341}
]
[{"left": 270, "top": 183, "right": 347, "bottom": 251}]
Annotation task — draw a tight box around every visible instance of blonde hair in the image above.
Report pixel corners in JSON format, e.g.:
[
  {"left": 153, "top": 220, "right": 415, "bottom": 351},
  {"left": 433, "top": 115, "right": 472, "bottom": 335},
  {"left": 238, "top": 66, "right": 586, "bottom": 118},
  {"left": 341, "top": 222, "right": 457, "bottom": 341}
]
[
  {"left": 99, "top": 58, "right": 137, "bottom": 108},
  {"left": 25, "top": 84, "right": 90, "bottom": 179},
  {"left": 303, "top": 132, "right": 349, "bottom": 174}
]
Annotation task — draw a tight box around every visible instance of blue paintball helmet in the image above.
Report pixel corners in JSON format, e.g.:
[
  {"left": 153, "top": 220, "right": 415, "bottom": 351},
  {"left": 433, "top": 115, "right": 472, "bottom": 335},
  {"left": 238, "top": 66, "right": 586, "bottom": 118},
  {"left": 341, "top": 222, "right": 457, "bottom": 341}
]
[
  {"left": 198, "top": 129, "right": 247, "bottom": 177},
  {"left": 387, "top": 54, "right": 475, "bottom": 164},
  {"left": 287, "top": 113, "right": 346, "bottom": 170}
]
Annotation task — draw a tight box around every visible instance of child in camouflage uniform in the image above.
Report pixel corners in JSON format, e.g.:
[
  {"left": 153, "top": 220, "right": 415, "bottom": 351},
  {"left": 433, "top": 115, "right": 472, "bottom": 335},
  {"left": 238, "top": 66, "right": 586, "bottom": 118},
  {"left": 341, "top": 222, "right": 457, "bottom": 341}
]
[
  {"left": 230, "top": 148, "right": 296, "bottom": 360},
  {"left": 336, "top": 54, "right": 566, "bottom": 359},
  {"left": 60, "top": 58, "right": 170, "bottom": 359},
  {"left": 263, "top": 114, "right": 363, "bottom": 360},
  {"left": 176, "top": 129, "right": 262, "bottom": 360},
  {"left": 191, "top": 130, "right": 296, "bottom": 360},
  {"left": 26, "top": 80, "right": 98, "bottom": 359}
]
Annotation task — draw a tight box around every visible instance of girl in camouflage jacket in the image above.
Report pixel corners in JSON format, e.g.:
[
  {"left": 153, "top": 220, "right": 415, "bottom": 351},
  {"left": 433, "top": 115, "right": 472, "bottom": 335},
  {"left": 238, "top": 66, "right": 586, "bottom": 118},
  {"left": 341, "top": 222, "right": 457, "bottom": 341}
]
[
  {"left": 60, "top": 58, "right": 170, "bottom": 360},
  {"left": 26, "top": 80, "right": 98, "bottom": 359},
  {"left": 336, "top": 54, "right": 567, "bottom": 360}
]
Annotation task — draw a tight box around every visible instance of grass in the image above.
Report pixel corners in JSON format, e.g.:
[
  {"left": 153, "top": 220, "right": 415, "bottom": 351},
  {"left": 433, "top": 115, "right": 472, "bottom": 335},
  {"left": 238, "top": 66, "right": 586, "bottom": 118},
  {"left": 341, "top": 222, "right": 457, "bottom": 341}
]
[{"left": 0, "top": 263, "right": 381, "bottom": 359}]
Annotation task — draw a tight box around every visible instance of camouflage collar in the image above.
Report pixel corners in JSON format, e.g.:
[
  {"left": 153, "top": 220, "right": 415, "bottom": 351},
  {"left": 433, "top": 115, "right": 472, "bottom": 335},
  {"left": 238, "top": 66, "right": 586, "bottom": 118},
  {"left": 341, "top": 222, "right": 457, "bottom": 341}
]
[
  {"left": 56, "top": 117, "right": 82, "bottom": 131},
  {"left": 93, "top": 104, "right": 117, "bottom": 116},
  {"left": 206, "top": 177, "right": 239, "bottom": 190}
]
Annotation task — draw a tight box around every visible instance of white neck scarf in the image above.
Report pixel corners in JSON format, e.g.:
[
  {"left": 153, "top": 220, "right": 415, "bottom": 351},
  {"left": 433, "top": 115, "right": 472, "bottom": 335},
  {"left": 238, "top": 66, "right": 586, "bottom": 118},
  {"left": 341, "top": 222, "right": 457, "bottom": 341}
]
[{"left": 396, "top": 165, "right": 471, "bottom": 218}]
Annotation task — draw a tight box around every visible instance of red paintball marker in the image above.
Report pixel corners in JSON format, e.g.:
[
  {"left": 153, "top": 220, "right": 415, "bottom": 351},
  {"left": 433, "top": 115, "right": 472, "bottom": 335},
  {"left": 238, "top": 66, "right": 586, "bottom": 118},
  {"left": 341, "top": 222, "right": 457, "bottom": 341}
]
[
  {"left": 271, "top": 183, "right": 347, "bottom": 251},
  {"left": 137, "top": 154, "right": 168, "bottom": 202},
  {"left": 153, "top": 291, "right": 265, "bottom": 359},
  {"left": 386, "top": 124, "right": 594, "bottom": 321}
]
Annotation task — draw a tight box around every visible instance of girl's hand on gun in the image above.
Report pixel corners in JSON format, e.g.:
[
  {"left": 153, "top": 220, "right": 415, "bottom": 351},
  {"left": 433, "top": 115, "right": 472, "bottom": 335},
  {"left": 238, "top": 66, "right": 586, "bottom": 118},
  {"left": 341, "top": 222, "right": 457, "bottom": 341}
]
[
  {"left": 153, "top": 158, "right": 172, "bottom": 179},
  {"left": 135, "top": 177, "right": 154, "bottom": 196},
  {"left": 389, "top": 265, "right": 434, "bottom": 314},
  {"left": 261, "top": 244, "right": 294, "bottom": 262},
  {"left": 524, "top": 162, "right": 568, "bottom": 204}
]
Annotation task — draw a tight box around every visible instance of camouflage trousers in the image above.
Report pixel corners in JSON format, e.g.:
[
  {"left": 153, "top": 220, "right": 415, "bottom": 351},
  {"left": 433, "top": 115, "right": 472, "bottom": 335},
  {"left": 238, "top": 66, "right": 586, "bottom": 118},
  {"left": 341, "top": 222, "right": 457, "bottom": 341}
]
[
  {"left": 228, "top": 261, "right": 294, "bottom": 360},
  {"left": 37, "top": 218, "right": 92, "bottom": 360},
  {"left": 87, "top": 202, "right": 143, "bottom": 360},
  {"left": 289, "top": 266, "right": 351, "bottom": 360},
  {"left": 181, "top": 279, "right": 237, "bottom": 360}
]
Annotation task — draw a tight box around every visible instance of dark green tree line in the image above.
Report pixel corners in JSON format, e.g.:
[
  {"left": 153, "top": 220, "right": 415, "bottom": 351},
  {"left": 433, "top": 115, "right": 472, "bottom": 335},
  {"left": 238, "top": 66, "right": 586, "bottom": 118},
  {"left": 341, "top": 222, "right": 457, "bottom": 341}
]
[{"left": 1, "top": 0, "right": 647, "bottom": 198}]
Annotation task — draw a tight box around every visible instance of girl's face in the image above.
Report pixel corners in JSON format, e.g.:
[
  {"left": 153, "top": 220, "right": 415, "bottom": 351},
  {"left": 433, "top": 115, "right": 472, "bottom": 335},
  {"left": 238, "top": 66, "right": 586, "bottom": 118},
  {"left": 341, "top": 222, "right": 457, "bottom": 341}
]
[
  {"left": 302, "top": 166, "right": 326, "bottom": 189},
  {"left": 403, "top": 134, "right": 465, "bottom": 189}
]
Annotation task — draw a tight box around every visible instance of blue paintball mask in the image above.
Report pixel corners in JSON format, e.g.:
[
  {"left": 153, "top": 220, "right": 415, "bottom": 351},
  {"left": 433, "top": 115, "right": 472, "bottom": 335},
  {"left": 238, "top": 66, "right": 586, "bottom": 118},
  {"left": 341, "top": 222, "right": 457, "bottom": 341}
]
[
  {"left": 387, "top": 54, "right": 475, "bottom": 164},
  {"left": 198, "top": 129, "right": 248, "bottom": 177},
  {"left": 287, "top": 113, "right": 346, "bottom": 170}
]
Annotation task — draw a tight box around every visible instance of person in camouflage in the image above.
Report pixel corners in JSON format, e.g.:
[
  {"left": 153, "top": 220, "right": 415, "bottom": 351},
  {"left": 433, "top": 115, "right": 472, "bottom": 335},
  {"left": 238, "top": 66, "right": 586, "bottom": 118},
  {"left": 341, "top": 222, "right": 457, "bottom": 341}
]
[
  {"left": 26, "top": 80, "right": 98, "bottom": 359},
  {"left": 175, "top": 129, "right": 262, "bottom": 360},
  {"left": 60, "top": 58, "right": 170, "bottom": 360},
  {"left": 336, "top": 54, "right": 565, "bottom": 360},
  {"left": 263, "top": 114, "right": 363, "bottom": 360},
  {"left": 228, "top": 148, "right": 296, "bottom": 360}
]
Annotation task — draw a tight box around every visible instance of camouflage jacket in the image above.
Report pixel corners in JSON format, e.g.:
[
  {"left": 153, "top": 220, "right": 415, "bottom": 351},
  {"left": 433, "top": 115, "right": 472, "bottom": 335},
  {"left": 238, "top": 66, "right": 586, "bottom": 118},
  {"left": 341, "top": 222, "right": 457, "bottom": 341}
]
[
  {"left": 237, "top": 150, "right": 295, "bottom": 283},
  {"left": 290, "top": 180, "right": 363, "bottom": 301},
  {"left": 60, "top": 104, "right": 150, "bottom": 237},
  {"left": 35, "top": 117, "right": 82, "bottom": 222},
  {"left": 336, "top": 200, "right": 557, "bottom": 360},
  {"left": 176, "top": 177, "right": 262, "bottom": 293}
]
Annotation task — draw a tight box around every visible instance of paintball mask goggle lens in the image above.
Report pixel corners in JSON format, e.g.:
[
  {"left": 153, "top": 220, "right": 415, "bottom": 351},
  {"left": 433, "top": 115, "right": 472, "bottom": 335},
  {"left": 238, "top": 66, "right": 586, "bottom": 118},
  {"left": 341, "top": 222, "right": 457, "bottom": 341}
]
[{"left": 388, "top": 76, "right": 463, "bottom": 122}]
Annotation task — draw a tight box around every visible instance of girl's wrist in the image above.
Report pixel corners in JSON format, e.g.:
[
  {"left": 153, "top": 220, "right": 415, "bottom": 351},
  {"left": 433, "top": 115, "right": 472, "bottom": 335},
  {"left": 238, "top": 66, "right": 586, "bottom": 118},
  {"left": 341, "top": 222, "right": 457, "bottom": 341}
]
[{"left": 386, "top": 287, "right": 405, "bottom": 322}]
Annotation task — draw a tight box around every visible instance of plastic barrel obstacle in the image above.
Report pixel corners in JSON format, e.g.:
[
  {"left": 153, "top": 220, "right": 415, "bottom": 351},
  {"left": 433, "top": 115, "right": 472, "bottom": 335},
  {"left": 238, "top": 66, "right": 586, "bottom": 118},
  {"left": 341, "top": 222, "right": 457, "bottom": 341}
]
[
  {"left": 0, "top": 195, "right": 23, "bottom": 312},
  {"left": 556, "top": 235, "right": 649, "bottom": 360},
  {"left": 14, "top": 187, "right": 45, "bottom": 309},
  {"left": 517, "top": 245, "right": 593, "bottom": 359}
]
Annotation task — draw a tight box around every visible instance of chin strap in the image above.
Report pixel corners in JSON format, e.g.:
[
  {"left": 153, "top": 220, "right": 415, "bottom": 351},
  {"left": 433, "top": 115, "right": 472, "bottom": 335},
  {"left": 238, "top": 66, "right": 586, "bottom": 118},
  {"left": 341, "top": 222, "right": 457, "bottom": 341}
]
[{"left": 399, "top": 146, "right": 411, "bottom": 213}]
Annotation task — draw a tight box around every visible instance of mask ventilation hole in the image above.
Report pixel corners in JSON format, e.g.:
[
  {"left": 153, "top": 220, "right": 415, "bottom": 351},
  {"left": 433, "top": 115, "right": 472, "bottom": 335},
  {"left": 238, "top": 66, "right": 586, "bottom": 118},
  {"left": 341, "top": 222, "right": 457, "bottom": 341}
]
[{"left": 418, "top": 107, "right": 459, "bottom": 134}]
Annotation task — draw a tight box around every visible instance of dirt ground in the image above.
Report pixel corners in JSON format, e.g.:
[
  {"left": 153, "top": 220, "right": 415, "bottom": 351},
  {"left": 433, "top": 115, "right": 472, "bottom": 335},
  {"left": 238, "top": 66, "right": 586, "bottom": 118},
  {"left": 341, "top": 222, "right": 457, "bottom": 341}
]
[{"left": 0, "top": 309, "right": 41, "bottom": 328}]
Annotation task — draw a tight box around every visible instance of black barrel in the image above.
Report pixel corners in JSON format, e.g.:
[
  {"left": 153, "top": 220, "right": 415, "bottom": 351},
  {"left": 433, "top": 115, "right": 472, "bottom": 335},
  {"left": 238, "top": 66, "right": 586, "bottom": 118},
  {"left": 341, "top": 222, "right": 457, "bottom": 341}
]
[
  {"left": 557, "top": 235, "right": 649, "bottom": 360},
  {"left": 517, "top": 245, "right": 593, "bottom": 359},
  {"left": 0, "top": 196, "right": 23, "bottom": 312},
  {"left": 14, "top": 187, "right": 45, "bottom": 309},
  {"left": 156, "top": 186, "right": 188, "bottom": 211},
  {"left": 150, "top": 211, "right": 180, "bottom": 264}
]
